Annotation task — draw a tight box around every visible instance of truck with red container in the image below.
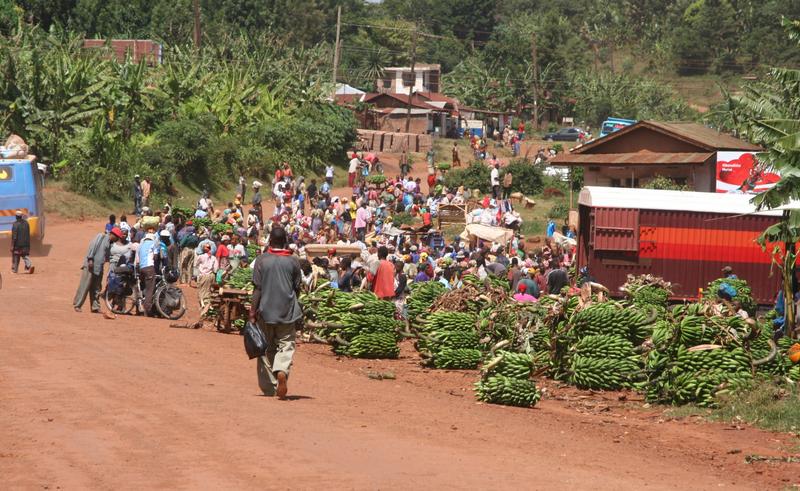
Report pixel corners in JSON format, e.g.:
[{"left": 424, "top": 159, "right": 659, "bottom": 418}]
[{"left": 576, "top": 186, "right": 783, "bottom": 305}]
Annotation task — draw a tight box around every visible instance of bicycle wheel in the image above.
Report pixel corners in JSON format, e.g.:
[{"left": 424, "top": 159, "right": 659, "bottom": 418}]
[
  {"left": 105, "top": 286, "right": 135, "bottom": 315},
  {"left": 155, "top": 284, "right": 187, "bottom": 320}
]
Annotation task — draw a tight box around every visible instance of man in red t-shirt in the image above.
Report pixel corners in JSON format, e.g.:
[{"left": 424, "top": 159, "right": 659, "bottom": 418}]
[{"left": 370, "top": 246, "right": 396, "bottom": 299}]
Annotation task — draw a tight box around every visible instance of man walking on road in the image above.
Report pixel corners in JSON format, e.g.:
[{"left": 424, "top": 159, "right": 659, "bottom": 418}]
[
  {"left": 74, "top": 227, "right": 121, "bottom": 312},
  {"left": 194, "top": 242, "right": 218, "bottom": 311},
  {"left": 11, "top": 210, "right": 33, "bottom": 274},
  {"left": 399, "top": 150, "right": 410, "bottom": 178},
  {"left": 249, "top": 226, "right": 302, "bottom": 399},
  {"left": 133, "top": 175, "right": 143, "bottom": 215},
  {"left": 141, "top": 177, "right": 151, "bottom": 208},
  {"left": 348, "top": 153, "right": 360, "bottom": 188},
  {"left": 490, "top": 163, "right": 501, "bottom": 199},
  {"left": 238, "top": 172, "right": 247, "bottom": 203}
]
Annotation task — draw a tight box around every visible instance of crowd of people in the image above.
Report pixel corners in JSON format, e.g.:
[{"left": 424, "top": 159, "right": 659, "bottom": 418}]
[{"left": 67, "top": 148, "right": 580, "bottom": 397}]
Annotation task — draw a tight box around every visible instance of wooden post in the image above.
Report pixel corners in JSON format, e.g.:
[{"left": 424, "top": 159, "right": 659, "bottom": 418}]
[
  {"left": 531, "top": 32, "right": 539, "bottom": 130},
  {"left": 332, "top": 6, "right": 342, "bottom": 86},
  {"left": 405, "top": 26, "right": 418, "bottom": 134},
  {"left": 192, "top": 0, "right": 201, "bottom": 49}
]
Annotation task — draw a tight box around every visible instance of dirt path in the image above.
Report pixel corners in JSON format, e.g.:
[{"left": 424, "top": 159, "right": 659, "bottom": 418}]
[{"left": 1, "top": 217, "right": 798, "bottom": 490}]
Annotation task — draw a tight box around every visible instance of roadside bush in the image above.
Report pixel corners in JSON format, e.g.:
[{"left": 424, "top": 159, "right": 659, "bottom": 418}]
[
  {"left": 503, "top": 159, "right": 544, "bottom": 196},
  {"left": 644, "top": 175, "right": 687, "bottom": 191},
  {"left": 547, "top": 202, "right": 570, "bottom": 220},
  {"left": 444, "top": 162, "right": 491, "bottom": 193},
  {"left": 63, "top": 119, "right": 148, "bottom": 198},
  {"left": 142, "top": 113, "right": 219, "bottom": 191}
]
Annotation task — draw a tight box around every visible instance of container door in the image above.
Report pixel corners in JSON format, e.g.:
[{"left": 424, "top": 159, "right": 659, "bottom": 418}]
[{"left": 592, "top": 207, "right": 639, "bottom": 252}]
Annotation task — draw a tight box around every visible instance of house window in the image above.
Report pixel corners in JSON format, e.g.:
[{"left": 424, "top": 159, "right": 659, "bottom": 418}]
[
  {"left": 402, "top": 72, "right": 415, "bottom": 87},
  {"left": 610, "top": 178, "right": 640, "bottom": 188},
  {"left": 382, "top": 79, "right": 392, "bottom": 88}
]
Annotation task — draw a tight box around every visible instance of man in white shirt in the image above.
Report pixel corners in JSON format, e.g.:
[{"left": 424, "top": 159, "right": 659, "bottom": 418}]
[
  {"left": 490, "top": 163, "right": 500, "bottom": 199},
  {"left": 325, "top": 164, "right": 334, "bottom": 184},
  {"left": 348, "top": 155, "right": 360, "bottom": 188}
]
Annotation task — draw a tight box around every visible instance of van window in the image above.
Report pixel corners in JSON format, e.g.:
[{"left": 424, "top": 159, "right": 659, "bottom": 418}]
[{"left": 0, "top": 165, "right": 14, "bottom": 181}]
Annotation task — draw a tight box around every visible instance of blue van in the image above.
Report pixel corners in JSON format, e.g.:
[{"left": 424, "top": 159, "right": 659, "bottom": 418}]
[
  {"left": 0, "top": 157, "right": 44, "bottom": 243},
  {"left": 599, "top": 117, "right": 636, "bottom": 138}
]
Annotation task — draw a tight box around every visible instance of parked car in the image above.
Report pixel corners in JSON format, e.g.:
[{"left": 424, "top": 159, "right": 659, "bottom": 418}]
[{"left": 544, "top": 127, "right": 585, "bottom": 142}]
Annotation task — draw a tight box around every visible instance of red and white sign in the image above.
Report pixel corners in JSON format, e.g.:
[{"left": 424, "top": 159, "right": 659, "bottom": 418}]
[{"left": 715, "top": 151, "right": 779, "bottom": 194}]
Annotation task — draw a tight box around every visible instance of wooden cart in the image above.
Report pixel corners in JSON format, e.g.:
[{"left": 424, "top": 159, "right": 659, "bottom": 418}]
[{"left": 210, "top": 287, "right": 251, "bottom": 333}]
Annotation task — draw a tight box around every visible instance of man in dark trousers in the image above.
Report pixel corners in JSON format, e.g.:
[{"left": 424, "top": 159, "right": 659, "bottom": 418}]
[
  {"left": 11, "top": 210, "right": 33, "bottom": 274},
  {"left": 74, "top": 227, "right": 121, "bottom": 313},
  {"left": 133, "top": 175, "right": 143, "bottom": 215},
  {"left": 249, "top": 226, "right": 302, "bottom": 399}
]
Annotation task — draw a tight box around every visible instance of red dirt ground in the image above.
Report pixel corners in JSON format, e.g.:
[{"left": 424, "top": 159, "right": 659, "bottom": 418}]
[{"left": 2, "top": 217, "right": 800, "bottom": 489}]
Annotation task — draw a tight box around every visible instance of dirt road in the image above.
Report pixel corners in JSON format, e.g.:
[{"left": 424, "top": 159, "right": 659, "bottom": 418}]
[{"left": 1, "top": 217, "right": 798, "bottom": 490}]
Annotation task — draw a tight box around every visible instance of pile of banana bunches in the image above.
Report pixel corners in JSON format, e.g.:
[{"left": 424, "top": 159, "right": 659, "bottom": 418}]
[
  {"left": 300, "top": 284, "right": 403, "bottom": 359},
  {"left": 407, "top": 275, "right": 546, "bottom": 408},
  {"left": 301, "top": 274, "right": 800, "bottom": 410},
  {"left": 475, "top": 343, "right": 541, "bottom": 408}
]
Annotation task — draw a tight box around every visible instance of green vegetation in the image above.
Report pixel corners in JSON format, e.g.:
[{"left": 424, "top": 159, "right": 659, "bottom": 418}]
[
  {"left": 442, "top": 160, "right": 544, "bottom": 196},
  {"left": 0, "top": 27, "right": 357, "bottom": 200},
  {"left": 2, "top": 1, "right": 799, "bottom": 206},
  {"left": 643, "top": 175, "right": 688, "bottom": 191},
  {"left": 669, "top": 379, "right": 800, "bottom": 433}
]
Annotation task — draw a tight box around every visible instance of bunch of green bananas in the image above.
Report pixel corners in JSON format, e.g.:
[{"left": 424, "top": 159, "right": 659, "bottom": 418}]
[
  {"left": 568, "top": 355, "right": 640, "bottom": 390},
  {"left": 674, "top": 345, "right": 750, "bottom": 373},
  {"left": 644, "top": 345, "right": 754, "bottom": 406},
  {"left": 751, "top": 327, "right": 795, "bottom": 377},
  {"left": 650, "top": 319, "right": 674, "bottom": 347},
  {"left": 572, "top": 334, "right": 635, "bottom": 359},
  {"left": 461, "top": 274, "right": 481, "bottom": 286},
  {"left": 422, "top": 311, "right": 477, "bottom": 332},
  {"left": 226, "top": 267, "right": 254, "bottom": 290},
  {"left": 433, "top": 348, "right": 483, "bottom": 369},
  {"left": 485, "top": 351, "right": 535, "bottom": 379},
  {"left": 339, "top": 313, "right": 401, "bottom": 340},
  {"left": 357, "top": 300, "right": 396, "bottom": 317},
  {"left": 211, "top": 222, "right": 234, "bottom": 237},
  {"left": 475, "top": 375, "right": 541, "bottom": 407},
  {"left": 345, "top": 332, "right": 400, "bottom": 359},
  {"left": 632, "top": 285, "right": 669, "bottom": 307},
  {"left": 406, "top": 281, "right": 447, "bottom": 319},
  {"left": 570, "top": 303, "right": 652, "bottom": 341},
  {"left": 487, "top": 275, "right": 510, "bottom": 291},
  {"left": 246, "top": 243, "right": 260, "bottom": 259},
  {"left": 420, "top": 329, "right": 481, "bottom": 352},
  {"left": 703, "top": 278, "right": 756, "bottom": 315},
  {"left": 308, "top": 290, "right": 379, "bottom": 320},
  {"left": 667, "top": 369, "right": 752, "bottom": 407}
]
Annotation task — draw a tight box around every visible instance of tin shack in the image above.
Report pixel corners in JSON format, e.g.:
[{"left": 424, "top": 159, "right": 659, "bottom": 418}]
[{"left": 576, "top": 186, "right": 782, "bottom": 304}]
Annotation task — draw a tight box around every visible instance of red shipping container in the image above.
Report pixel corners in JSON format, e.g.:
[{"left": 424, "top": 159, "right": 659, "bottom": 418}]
[{"left": 577, "top": 187, "right": 783, "bottom": 304}]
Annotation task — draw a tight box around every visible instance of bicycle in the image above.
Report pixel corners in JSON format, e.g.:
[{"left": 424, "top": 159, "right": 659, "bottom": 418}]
[{"left": 106, "top": 264, "right": 186, "bottom": 320}]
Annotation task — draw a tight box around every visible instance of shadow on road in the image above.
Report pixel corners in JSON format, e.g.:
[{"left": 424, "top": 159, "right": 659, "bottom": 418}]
[{"left": 0, "top": 237, "right": 53, "bottom": 257}]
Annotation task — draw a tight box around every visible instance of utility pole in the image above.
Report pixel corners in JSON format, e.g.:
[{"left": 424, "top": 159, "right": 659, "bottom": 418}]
[
  {"left": 531, "top": 32, "right": 539, "bottom": 130},
  {"left": 332, "top": 6, "right": 342, "bottom": 86},
  {"left": 193, "top": 0, "right": 201, "bottom": 49},
  {"left": 405, "top": 25, "right": 418, "bottom": 134}
]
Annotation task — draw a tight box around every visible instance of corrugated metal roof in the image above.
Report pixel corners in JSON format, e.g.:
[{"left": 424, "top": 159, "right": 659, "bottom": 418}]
[
  {"left": 379, "top": 108, "right": 432, "bottom": 115},
  {"left": 550, "top": 151, "right": 714, "bottom": 166},
  {"left": 574, "top": 120, "right": 762, "bottom": 153},
  {"left": 363, "top": 92, "right": 445, "bottom": 111},
  {"left": 578, "top": 186, "right": 785, "bottom": 216},
  {"left": 645, "top": 121, "right": 762, "bottom": 151}
]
